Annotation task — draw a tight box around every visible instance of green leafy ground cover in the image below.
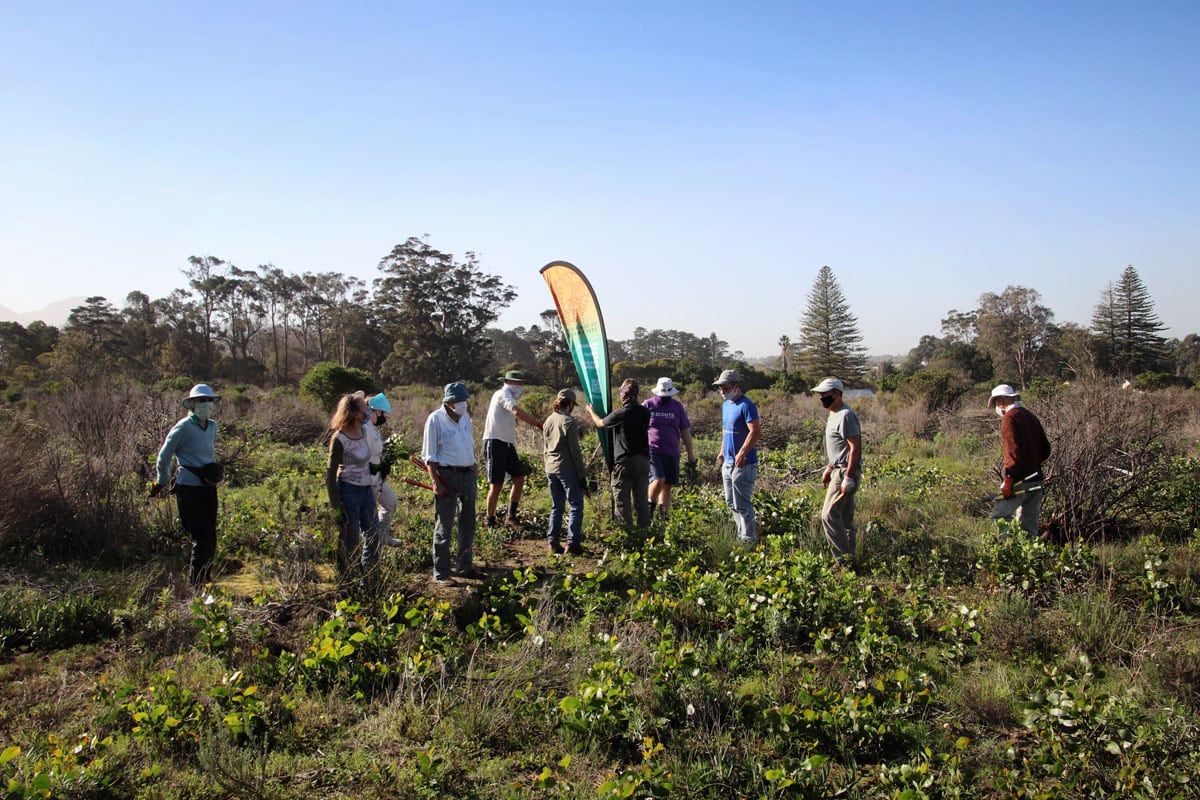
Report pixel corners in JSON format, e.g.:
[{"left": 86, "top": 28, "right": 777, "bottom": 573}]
[{"left": 2, "top": 389, "right": 1199, "bottom": 799}]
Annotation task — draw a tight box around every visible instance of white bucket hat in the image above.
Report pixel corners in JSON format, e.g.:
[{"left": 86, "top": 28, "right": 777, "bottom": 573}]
[
  {"left": 987, "top": 384, "right": 1020, "bottom": 407},
  {"left": 652, "top": 377, "right": 679, "bottom": 397}
]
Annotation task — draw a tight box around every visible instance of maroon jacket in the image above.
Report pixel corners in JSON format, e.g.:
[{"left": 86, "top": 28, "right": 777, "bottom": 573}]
[{"left": 1000, "top": 405, "right": 1051, "bottom": 482}]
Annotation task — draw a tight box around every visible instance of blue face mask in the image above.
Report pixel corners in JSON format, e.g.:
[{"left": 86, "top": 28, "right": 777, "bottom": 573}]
[{"left": 192, "top": 401, "right": 215, "bottom": 420}]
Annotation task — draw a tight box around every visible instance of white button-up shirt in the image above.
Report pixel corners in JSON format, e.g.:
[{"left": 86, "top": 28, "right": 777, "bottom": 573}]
[{"left": 421, "top": 406, "right": 475, "bottom": 467}]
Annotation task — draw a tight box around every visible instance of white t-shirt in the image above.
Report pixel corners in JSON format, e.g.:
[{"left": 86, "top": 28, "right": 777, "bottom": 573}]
[{"left": 482, "top": 385, "right": 520, "bottom": 444}]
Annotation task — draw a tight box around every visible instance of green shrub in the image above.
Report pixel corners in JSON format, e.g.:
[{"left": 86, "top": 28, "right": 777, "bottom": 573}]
[{"left": 299, "top": 362, "right": 377, "bottom": 412}]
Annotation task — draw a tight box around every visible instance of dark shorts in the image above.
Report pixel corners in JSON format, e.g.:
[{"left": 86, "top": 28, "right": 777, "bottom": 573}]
[
  {"left": 649, "top": 452, "right": 681, "bottom": 485},
  {"left": 484, "top": 439, "right": 527, "bottom": 484}
]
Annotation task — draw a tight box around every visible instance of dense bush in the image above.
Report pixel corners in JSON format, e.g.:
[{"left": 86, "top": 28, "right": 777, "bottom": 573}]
[{"left": 299, "top": 362, "right": 377, "bottom": 411}]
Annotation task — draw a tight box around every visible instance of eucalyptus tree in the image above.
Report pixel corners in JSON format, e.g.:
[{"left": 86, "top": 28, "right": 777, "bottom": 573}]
[
  {"left": 975, "top": 286, "right": 1055, "bottom": 389},
  {"left": 797, "top": 265, "right": 867, "bottom": 379},
  {"left": 374, "top": 236, "right": 516, "bottom": 384}
]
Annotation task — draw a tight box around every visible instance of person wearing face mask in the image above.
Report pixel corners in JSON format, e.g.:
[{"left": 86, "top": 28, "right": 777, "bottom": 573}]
[
  {"left": 482, "top": 369, "right": 543, "bottom": 528},
  {"left": 713, "top": 369, "right": 762, "bottom": 545},
  {"left": 152, "top": 383, "right": 223, "bottom": 585},
  {"left": 364, "top": 393, "right": 402, "bottom": 548},
  {"left": 421, "top": 382, "right": 481, "bottom": 586},
  {"left": 326, "top": 392, "right": 379, "bottom": 575},
  {"left": 812, "top": 378, "right": 862, "bottom": 564},
  {"left": 987, "top": 384, "right": 1051, "bottom": 537}
]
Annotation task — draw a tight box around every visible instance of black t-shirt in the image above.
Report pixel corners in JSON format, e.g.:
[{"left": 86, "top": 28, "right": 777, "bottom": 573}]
[{"left": 601, "top": 404, "right": 651, "bottom": 462}]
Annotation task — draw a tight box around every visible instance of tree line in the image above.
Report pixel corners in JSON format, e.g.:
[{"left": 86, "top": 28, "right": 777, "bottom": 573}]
[
  {"left": 1, "top": 238, "right": 1196, "bottom": 399},
  {"left": 789, "top": 263, "right": 1198, "bottom": 392}
]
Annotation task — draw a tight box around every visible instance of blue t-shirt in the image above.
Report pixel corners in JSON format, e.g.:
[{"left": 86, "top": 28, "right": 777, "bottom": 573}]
[{"left": 721, "top": 394, "right": 759, "bottom": 464}]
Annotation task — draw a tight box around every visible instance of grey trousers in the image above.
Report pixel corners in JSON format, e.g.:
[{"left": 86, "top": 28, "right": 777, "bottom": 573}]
[{"left": 821, "top": 466, "right": 858, "bottom": 561}]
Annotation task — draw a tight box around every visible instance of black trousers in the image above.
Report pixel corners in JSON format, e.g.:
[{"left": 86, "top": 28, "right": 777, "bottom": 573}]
[{"left": 175, "top": 484, "right": 218, "bottom": 585}]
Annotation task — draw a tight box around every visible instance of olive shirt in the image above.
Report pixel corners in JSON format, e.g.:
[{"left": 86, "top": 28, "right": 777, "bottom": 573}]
[{"left": 543, "top": 410, "right": 586, "bottom": 476}]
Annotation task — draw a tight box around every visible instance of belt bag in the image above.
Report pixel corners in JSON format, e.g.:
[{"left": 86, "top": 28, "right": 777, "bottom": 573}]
[{"left": 182, "top": 462, "right": 224, "bottom": 486}]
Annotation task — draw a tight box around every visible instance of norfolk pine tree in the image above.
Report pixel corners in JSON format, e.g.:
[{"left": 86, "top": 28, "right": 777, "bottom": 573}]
[
  {"left": 1090, "top": 264, "right": 1168, "bottom": 379},
  {"left": 797, "top": 265, "right": 867, "bottom": 380}
]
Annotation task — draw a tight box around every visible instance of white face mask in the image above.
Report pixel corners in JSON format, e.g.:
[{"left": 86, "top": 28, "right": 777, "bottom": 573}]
[
  {"left": 995, "top": 405, "right": 1008, "bottom": 418},
  {"left": 452, "top": 401, "right": 468, "bottom": 416},
  {"left": 192, "top": 401, "right": 215, "bottom": 420},
  {"left": 507, "top": 384, "right": 524, "bottom": 400}
]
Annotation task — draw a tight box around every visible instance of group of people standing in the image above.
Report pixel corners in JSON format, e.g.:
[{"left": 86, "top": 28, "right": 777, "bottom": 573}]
[{"left": 153, "top": 369, "right": 1050, "bottom": 588}]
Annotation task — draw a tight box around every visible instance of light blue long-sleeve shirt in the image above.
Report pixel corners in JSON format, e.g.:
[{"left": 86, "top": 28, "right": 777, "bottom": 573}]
[{"left": 156, "top": 414, "right": 217, "bottom": 486}]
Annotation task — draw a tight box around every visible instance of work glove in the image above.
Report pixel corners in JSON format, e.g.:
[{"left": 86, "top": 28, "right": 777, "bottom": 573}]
[
  {"left": 148, "top": 482, "right": 164, "bottom": 498},
  {"left": 1000, "top": 477, "right": 1014, "bottom": 499},
  {"left": 840, "top": 476, "right": 856, "bottom": 493}
]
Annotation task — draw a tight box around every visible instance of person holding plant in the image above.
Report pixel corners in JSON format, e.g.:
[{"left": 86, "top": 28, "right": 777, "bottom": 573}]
[
  {"left": 364, "top": 392, "right": 402, "bottom": 547},
  {"left": 715, "top": 369, "right": 761, "bottom": 546},
  {"left": 586, "top": 378, "right": 652, "bottom": 528},
  {"left": 543, "top": 388, "right": 589, "bottom": 555},
  {"left": 152, "top": 383, "right": 223, "bottom": 586},
  {"left": 813, "top": 377, "right": 862, "bottom": 564},
  {"left": 421, "top": 382, "right": 482, "bottom": 586},
  {"left": 481, "top": 369, "right": 542, "bottom": 529},
  {"left": 325, "top": 392, "right": 378, "bottom": 574},
  {"left": 988, "top": 383, "right": 1051, "bottom": 537},
  {"left": 643, "top": 376, "right": 697, "bottom": 519}
]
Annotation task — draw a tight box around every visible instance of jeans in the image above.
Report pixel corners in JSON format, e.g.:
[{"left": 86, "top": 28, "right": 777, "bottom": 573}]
[
  {"left": 721, "top": 461, "right": 758, "bottom": 544},
  {"left": 432, "top": 469, "right": 478, "bottom": 579},
  {"left": 612, "top": 455, "right": 651, "bottom": 528},
  {"left": 337, "top": 480, "right": 378, "bottom": 573},
  {"left": 821, "top": 466, "right": 858, "bottom": 561},
  {"left": 547, "top": 472, "right": 584, "bottom": 547},
  {"left": 175, "top": 484, "right": 218, "bottom": 585}
]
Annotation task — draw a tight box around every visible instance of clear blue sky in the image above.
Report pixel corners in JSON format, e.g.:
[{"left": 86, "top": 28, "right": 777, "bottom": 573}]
[{"left": 2, "top": 1, "right": 1197, "bottom": 358}]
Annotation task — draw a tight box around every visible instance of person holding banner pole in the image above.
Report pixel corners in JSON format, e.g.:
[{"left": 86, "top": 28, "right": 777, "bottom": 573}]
[{"left": 586, "top": 379, "right": 651, "bottom": 528}]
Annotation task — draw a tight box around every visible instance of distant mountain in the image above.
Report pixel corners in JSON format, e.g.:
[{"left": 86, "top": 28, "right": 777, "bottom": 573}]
[{"left": 0, "top": 297, "right": 85, "bottom": 328}]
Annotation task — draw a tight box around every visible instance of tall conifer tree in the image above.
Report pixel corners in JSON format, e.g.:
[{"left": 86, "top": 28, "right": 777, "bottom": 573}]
[
  {"left": 797, "top": 265, "right": 867, "bottom": 380},
  {"left": 1090, "top": 265, "right": 1167, "bottom": 378}
]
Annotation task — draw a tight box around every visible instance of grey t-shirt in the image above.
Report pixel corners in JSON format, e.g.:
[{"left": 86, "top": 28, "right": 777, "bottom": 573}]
[{"left": 824, "top": 405, "right": 861, "bottom": 476}]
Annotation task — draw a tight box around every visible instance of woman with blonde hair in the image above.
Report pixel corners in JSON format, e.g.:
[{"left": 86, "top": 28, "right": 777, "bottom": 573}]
[{"left": 326, "top": 392, "right": 378, "bottom": 574}]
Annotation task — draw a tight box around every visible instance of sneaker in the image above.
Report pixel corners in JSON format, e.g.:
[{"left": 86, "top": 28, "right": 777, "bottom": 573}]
[
  {"left": 548, "top": 541, "right": 564, "bottom": 555},
  {"left": 434, "top": 576, "right": 457, "bottom": 587},
  {"left": 458, "top": 567, "right": 487, "bottom": 580},
  {"left": 485, "top": 516, "right": 498, "bottom": 527},
  {"left": 566, "top": 543, "right": 586, "bottom": 556}
]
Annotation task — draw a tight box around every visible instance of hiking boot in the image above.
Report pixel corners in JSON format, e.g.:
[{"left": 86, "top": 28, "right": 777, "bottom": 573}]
[
  {"left": 548, "top": 541, "right": 564, "bottom": 555},
  {"left": 485, "top": 515, "right": 498, "bottom": 527},
  {"left": 504, "top": 516, "right": 522, "bottom": 530},
  {"left": 566, "top": 543, "right": 586, "bottom": 556}
]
